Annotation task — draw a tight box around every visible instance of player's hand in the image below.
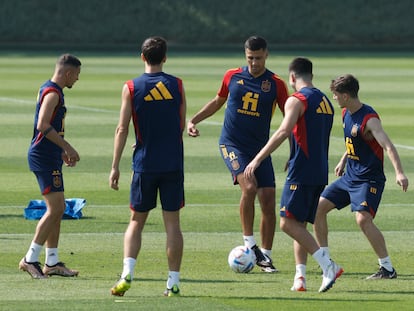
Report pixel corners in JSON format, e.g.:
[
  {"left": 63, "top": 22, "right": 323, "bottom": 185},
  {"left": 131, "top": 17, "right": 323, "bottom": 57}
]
[
  {"left": 244, "top": 160, "right": 259, "bottom": 180},
  {"left": 109, "top": 168, "right": 120, "bottom": 190},
  {"left": 62, "top": 146, "right": 80, "bottom": 167},
  {"left": 334, "top": 162, "right": 345, "bottom": 176},
  {"left": 187, "top": 121, "right": 200, "bottom": 137},
  {"left": 396, "top": 173, "right": 409, "bottom": 192}
]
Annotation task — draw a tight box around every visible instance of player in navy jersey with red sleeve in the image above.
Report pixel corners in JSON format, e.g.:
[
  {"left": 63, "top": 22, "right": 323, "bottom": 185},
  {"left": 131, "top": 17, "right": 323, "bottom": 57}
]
[
  {"left": 20, "top": 54, "right": 81, "bottom": 279},
  {"left": 127, "top": 72, "right": 184, "bottom": 173},
  {"left": 110, "top": 37, "right": 186, "bottom": 297},
  {"left": 188, "top": 36, "right": 289, "bottom": 273},
  {"left": 314, "top": 74, "right": 408, "bottom": 281},
  {"left": 28, "top": 80, "right": 66, "bottom": 172},
  {"left": 218, "top": 66, "right": 287, "bottom": 154},
  {"left": 245, "top": 57, "right": 343, "bottom": 293}
]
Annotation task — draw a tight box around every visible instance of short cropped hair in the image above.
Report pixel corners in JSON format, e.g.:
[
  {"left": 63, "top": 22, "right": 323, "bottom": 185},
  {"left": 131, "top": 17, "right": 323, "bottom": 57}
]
[
  {"left": 57, "top": 54, "right": 81, "bottom": 67},
  {"left": 244, "top": 36, "right": 267, "bottom": 51},
  {"left": 330, "top": 74, "right": 359, "bottom": 98},
  {"left": 141, "top": 36, "right": 167, "bottom": 65},
  {"left": 289, "top": 57, "right": 313, "bottom": 78}
]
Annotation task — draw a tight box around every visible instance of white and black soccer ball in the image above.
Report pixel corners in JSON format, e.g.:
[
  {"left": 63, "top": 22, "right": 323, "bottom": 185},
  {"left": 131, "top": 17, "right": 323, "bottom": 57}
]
[{"left": 228, "top": 245, "right": 256, "bottom": 273}]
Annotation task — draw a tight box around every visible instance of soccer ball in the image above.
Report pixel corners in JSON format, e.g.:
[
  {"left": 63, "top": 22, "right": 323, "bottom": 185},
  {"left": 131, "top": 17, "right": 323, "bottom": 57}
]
[{"left": 228, "top": 245, "right": 256, "bottom": 273}]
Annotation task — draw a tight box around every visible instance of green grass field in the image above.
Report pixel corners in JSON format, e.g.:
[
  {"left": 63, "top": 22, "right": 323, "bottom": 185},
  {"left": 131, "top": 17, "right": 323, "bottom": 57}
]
[{"left": 0, "top": 52, "right": 413, "bottom": 311}]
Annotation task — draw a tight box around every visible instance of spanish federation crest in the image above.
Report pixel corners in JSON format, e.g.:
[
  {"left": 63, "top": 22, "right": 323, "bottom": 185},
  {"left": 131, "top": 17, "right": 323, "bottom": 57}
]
[
  {"left": 231, "top": 159, "right": 240, "bottom": 171},
  {"left": 52, "top": 170, "right": 62, "bottom": 188},
  {"left": 351, "top": 124, "right": 359, "bottom": 137},
  {"left": 261, "top": 80, "right": 271, "bottom": 92}
]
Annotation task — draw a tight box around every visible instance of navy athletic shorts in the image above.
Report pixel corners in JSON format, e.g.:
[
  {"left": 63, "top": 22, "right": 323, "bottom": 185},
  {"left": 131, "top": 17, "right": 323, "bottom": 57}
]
[{"left": 130, "top": 171, "right": 184, "bottom": 212}]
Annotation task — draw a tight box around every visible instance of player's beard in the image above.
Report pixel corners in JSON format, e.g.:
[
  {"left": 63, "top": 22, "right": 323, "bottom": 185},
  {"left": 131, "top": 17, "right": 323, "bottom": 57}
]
[{"left": 250, "top": 66, "right": 265, "bottom": 77}]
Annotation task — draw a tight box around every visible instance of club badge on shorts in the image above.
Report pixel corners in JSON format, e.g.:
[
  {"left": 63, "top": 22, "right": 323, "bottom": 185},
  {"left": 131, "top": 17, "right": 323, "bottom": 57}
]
[
  {"left": 52, "top": 170, "right": 62, "bottom": 188},
  {"left": 231, "top": 159, "right": 240, "bottom": 171}
]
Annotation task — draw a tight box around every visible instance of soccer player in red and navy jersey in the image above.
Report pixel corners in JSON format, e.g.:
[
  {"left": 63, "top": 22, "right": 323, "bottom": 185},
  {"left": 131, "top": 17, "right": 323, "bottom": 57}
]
[
  {"left": 245, "top": 57, "right": 342, "bottom": 293},
  {"left": 314, "top": 74, "right": 408, "bottom": 280},
  {"left": 20, "top": 54, "right": 81, "bottom": 279},
  {"left": 110, "top": 37, "right": 186, "bottom": 297},
  {"left": 188, "top": 36, "right": 289, "bottom": 272}
]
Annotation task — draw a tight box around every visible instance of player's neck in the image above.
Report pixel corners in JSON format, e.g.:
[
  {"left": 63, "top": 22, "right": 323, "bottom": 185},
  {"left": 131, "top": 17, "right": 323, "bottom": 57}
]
[
  {"left": 249, "top": 68, "right": 266, "bottom": 78},
  {"left": 294, "top": 80, "right": 313, "bottom": 92},
  {"left": 50, "top": 75, "right": 65, "bottom": 89},
  {"left": 145, "top": 63, "right": 163, "bottom": 74},
  {"left": 347, "top": 99, "right": 363, "bottom": 114}
]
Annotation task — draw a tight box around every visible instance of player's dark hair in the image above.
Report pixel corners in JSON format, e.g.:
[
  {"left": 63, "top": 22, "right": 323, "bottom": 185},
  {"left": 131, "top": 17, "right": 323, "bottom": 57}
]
[
  {"left": 330, "top": 74, "right": 359, "bottom": 98},
  {"left": 244, "top": 36, "right": 267, "bottom": 51},
  {"left": 141, "top": 36, "right": 167, "bottom": 65},
  {"left": 289, "top": 57, "right": 313, "bottom": 79},
  {"left": 57, "top": 54, "right": 81, "bottom": 67}
]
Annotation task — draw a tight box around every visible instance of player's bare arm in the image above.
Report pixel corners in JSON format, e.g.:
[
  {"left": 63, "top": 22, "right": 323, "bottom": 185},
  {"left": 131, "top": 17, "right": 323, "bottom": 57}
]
[
  {"left": 38, "top": 91, "right": 80, "bottom": 166},
  {"left": 187, "top": 95, "right": 226, "bottom": 137},
  {"left": 179, "top": 87, "right": 187, "bottom": 133},
  {"left": 110, "top": 84, "right": 132, "bottom": 190},
  {"left": 335, "top": 151, "right": 348, "bottom": 176},
  {"left": 366, "top": 117, "right": 408, "bottom": 191},
  {"left": 244, "top": 97, "right": 303, "bottom": 179}
]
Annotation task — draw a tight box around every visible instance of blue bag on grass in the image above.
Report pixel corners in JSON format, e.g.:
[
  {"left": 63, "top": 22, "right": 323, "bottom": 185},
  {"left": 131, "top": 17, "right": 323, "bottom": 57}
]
[{"left": 24, "top": 198, "right": 86, "bottom": 220}]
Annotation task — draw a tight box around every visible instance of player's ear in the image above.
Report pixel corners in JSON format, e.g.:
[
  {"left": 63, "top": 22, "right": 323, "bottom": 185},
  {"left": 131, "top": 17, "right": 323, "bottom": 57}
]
[
  {"left": 289, "top": 72, "right": 296, "bottom": 83},
  {"left": 140, "top": 53, "right": 145, "bottom": 62},
  {"left": 343, "top": 92, "right": 350, "bottom": 103}
]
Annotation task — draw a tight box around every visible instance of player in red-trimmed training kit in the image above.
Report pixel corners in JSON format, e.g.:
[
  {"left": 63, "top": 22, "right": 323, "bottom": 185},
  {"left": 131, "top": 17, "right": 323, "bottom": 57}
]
[
  {"left": 21, "top": 54, "right": 81, "bottom": 279},
  {"left": 245, "top": 57, "right": 342, "bottom": 293},
  {"left": 314, "top": 74, "right": 408, "bottom": 281},
  {"left": 110, "top": 36, "right": 186, "bottom": 297},
  {"left": 187, "top": 36, "right": 289, "bottom": 273}
]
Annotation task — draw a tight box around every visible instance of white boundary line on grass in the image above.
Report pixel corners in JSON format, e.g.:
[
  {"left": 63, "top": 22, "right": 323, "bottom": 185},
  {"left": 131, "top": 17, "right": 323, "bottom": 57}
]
[
  {"left": 0, "top": 96, "right": 115, "bottom": 114},
  {"left": 2, "top": 96, "right": 414, "bottom": 150}
]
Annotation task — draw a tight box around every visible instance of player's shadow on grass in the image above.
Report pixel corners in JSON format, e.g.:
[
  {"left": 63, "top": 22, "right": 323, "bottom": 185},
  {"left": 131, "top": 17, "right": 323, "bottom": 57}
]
[
  {"left": 0, "top": 214, "right": 24, "bottom": 219},
  {"left": 345, "top": 271, "right": 414, "bottom": 280},
  {"left": 350, "top": 289, "right": 414, "bottom": 295},
  {"left": 133, "top": 277, "right": 238, "bottom": 284},
  {"left": 210, "top": 296, "right": 400, "bottom": 303},
  {"left": 0, "top": 235, "right": 26, "bottom": 240}
]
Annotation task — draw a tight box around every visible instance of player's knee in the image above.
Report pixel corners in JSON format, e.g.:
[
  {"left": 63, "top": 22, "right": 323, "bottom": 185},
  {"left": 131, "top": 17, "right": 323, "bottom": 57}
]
[
  {"left": 243, "top": 182, "right": 257, "bottom": 195},
  {"left": 355, "top": 211, "right": 374, "bottom": 229},
  {"left": 316, "top": 197, "right": 334, "bottom": 215},
  {"left": 279, "top": 217, "right": 288, "bottom": 232}
]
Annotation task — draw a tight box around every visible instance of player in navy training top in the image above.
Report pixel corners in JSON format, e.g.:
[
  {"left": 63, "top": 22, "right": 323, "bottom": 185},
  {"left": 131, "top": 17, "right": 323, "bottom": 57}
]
[
  {"left": 314, "top": 74, "right": 408, "bottom": 281},
  {"left": 245, "top": 57, "right": 343, "bottom": 293},
  {"left": 28, "top": 80, "right": 66, "bottom": 172},
  {"left": 188, "top": 36, "right": 289, "bottom": 273},
  {"left": 20, "top": 54, "right": 81, "bottom": 279},
  {"left": 127, "top": 72, "right": 184, "bottom": 173},
  {"left": 109, "top": 37, "right": 186, "bottom": 297}
]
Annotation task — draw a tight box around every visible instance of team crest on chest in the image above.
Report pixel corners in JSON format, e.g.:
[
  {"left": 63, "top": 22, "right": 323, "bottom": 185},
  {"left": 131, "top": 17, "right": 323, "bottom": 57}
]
[
  {"left": 351, "top": 124, "right": 359, "bottom": 137},
  {"left": 261, "top": 80, "right": 271, "bottom": 92}
]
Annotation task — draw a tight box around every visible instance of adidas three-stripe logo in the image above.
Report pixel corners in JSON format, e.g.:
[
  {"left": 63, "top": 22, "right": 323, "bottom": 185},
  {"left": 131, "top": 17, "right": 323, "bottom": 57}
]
[
  {"left": 144, "top": 81, "right": 173, "bottom": 101},
  {"left": 316, "top": 97, "right": 333, "bottom": 115}
]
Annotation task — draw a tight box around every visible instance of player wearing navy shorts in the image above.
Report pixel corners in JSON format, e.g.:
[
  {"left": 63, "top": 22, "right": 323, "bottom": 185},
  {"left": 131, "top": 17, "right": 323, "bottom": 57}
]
[
  {"left": 245, "top": 57, "right": 343, "bottom": 293},
  {"left": 314, "top": 74, "right": 408, "bottom": 280},
  {"left": 187, "top": 36, "right": 289, "bottom": 272},
  {"left": 20, "top": 54, "right": 81, "bottom": 279},
  {"left": 110, "top": 37, "right": 186, "bottom": 297}
]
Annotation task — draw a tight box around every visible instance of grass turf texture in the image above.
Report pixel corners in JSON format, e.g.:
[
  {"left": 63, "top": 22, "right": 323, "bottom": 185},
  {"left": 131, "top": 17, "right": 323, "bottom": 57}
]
[{"left": 0, "top": 52, "right": 413, "bottom": 310}]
